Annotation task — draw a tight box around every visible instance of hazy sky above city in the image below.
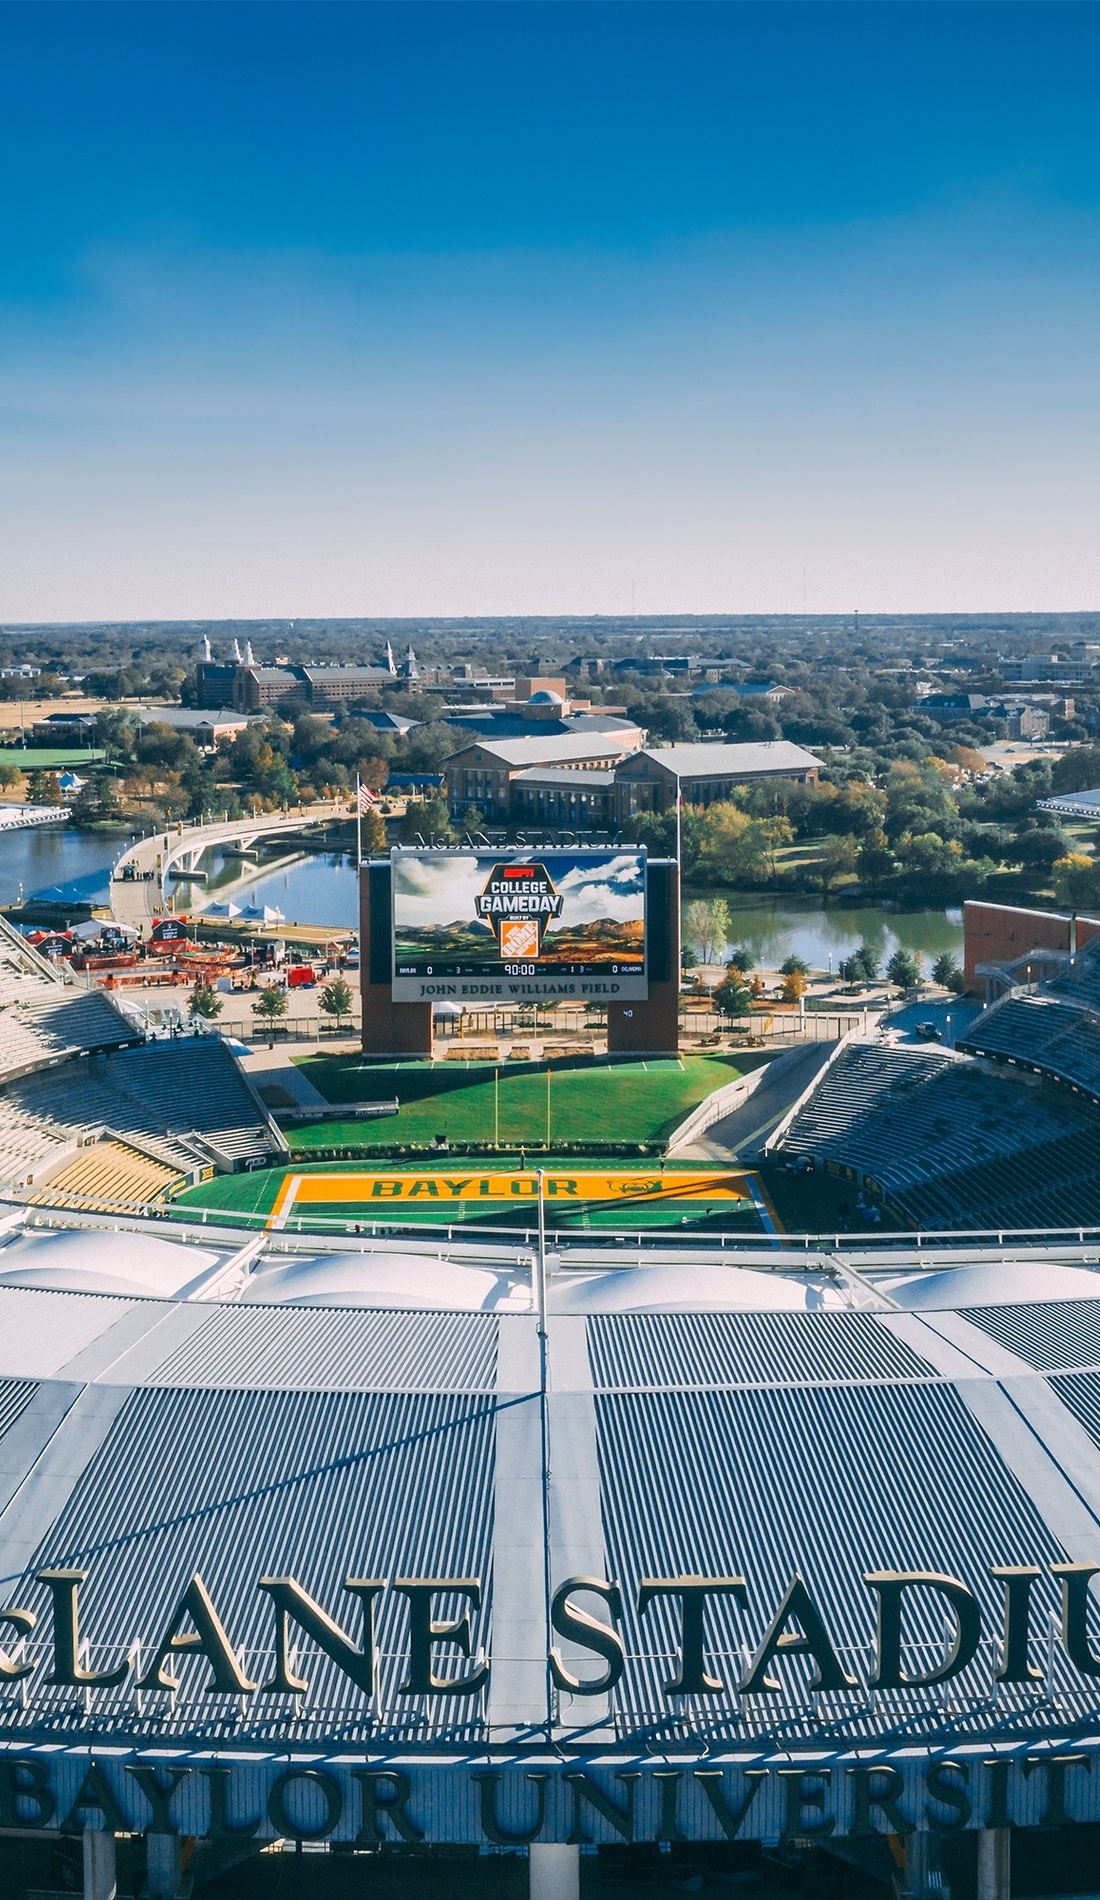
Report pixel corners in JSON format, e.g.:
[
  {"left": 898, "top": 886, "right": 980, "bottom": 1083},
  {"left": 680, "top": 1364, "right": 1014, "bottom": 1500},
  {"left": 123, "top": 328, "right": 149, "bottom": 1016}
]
[{"left": 3, "top": 1, "right": 1099, "bottom": 621}]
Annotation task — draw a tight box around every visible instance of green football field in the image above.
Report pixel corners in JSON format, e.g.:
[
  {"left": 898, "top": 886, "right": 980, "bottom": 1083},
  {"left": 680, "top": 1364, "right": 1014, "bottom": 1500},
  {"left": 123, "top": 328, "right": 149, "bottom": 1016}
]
[
  {"left": 170, "top": 1052, "right": 775, "bottom": 1234},
  {"left": 285, "top": 1051, "right": 762, "bottom": 1152},
  {"left": 171, "top": 1157, "right": 772, "bottom": 1236}
]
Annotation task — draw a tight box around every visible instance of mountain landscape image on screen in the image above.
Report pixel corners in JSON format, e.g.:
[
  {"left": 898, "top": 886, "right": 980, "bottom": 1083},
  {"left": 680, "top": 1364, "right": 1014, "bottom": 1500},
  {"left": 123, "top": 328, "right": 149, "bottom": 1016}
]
[{"left": 394, "top": 914, "right": 645, "bottom": 968}]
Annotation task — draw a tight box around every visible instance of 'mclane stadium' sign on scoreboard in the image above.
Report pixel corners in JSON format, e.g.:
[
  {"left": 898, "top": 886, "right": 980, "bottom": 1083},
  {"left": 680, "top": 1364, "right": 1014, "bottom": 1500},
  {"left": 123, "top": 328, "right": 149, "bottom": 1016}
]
[{"left": 391, "top": 848, "right": 648, "bottom": 1002}]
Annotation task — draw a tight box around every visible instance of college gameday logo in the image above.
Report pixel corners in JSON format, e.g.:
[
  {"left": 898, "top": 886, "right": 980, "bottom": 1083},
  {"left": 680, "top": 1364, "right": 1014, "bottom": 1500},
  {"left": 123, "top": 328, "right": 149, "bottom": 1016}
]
[{"left": 474, "top": 861, "right": 563, "bottom": 960}]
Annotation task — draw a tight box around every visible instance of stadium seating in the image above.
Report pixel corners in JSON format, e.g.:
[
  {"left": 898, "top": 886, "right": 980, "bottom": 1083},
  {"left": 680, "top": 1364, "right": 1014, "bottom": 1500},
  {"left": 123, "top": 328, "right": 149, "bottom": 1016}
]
[
  {"left": 776, "top": 1041, "right": 1100, "bottom": 1232},
  {"left": 0, "top": 918, "right": 140, "bottom": 1084},
  {"left": 8, "top": 1038, "right": 284, "bottom": 1174},
  {"left": 1050, "top": 937, "right": 1100, "bottom": 1011},
  {"left": 26, "top": 1137, "right": 183, "bottom": 1212},
  {"left": 962, "top": 994, "right": 1100, "bottom": 1097},
  {"left": 0, "top": 1099, "right": 76, "bottom": 1191}
]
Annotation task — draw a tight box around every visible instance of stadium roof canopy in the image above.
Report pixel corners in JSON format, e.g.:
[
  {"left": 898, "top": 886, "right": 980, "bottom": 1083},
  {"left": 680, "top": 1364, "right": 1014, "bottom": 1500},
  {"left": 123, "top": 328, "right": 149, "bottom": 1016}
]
[{"left": 0, "top": 1216, "right": 1099, "bottom": 1848}]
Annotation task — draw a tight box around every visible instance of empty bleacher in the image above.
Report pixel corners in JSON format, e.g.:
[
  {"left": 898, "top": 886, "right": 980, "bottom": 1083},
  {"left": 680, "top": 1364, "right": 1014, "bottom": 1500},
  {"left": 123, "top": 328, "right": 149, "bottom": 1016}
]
[
  {"left": 776, "top": 1040, "right": 1100, "bottom": 1232},
  {"left": 27, "top": 1136, "right": 183, "bottom": 1212},
  {"left": 8, "top": 1037, "right": 285, "bottom": 1174},
  {"left": 0, "top": 918, "right": 62, "bottom": 1004},
  {"left": 962, "top": 992, "right": 1100, "bottom": 1102},
  {"left": 0, "top": 917, "right": 140, "bottom": 1084},
  {"left": 0, "top": 1099, "right": 77, "bottom": 1192}
]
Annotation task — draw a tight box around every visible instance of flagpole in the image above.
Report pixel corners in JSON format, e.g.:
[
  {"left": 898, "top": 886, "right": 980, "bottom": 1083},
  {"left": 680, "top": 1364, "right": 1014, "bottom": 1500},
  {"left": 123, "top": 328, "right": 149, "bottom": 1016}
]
[{"left": 356, "top": 773, "right": 362, "bottom": 866}]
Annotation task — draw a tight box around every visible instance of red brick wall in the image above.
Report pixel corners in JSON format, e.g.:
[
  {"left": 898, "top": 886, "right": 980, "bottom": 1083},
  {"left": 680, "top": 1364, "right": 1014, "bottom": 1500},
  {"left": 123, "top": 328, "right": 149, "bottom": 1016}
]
[{"left": 961, "top": 899, "right": 1100, "bottom": 992}]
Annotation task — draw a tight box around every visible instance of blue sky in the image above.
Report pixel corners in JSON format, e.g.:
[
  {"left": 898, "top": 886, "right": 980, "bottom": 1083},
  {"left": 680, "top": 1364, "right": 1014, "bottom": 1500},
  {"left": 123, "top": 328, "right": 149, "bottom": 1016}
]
[{"left": 2, "top": 2, "right": 1099, "bottom": 621}]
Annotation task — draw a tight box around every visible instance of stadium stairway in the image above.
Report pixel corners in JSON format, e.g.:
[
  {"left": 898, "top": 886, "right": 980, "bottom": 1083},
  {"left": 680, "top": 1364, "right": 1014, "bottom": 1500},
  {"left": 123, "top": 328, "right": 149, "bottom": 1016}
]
[{"left": 6, "top": 1037, "right": 285, "bottom": 1176}]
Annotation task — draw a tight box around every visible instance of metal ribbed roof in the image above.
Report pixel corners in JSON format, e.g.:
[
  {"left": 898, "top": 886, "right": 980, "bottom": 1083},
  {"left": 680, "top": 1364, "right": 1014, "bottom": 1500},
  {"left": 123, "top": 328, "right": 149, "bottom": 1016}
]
[
  {"left": 963, "top": 1300, "right": 1100, "bottom": 1372},
  {"left": 12, "top": 1385, "right": 495, "bottom": 1744},
  {"left": 595, "top": 1381, "right": 1065, "bottom": 1746},
  {"left": 586, "top": 1311, "right": 935, "bottom": 1390},
  {"left": 1049, "top": 1370, "right": 1100, "bottom": 1449},
  {"left": 0, "top": 1377, "right": 39, "bottom": 1441},
  {"left": 0, "top": 1286, "right": 135, "bottom": 1379},
  {"left": 147, "top": 1304, "right": 498, "bottom": 1392}
]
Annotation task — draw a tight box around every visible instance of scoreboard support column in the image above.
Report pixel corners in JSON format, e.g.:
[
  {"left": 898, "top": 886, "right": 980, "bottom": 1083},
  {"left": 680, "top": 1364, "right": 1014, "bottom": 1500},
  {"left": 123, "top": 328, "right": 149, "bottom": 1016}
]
[
  {"left": 359, "top": 857, "right": 433, "bottom": 1058},
  {"left": 607, "top": 857, "right": 679, "bottom": 1057}
]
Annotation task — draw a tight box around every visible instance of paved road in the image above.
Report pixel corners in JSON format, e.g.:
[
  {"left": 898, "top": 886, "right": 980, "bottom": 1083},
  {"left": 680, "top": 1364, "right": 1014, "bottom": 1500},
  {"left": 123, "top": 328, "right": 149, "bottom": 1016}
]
[{"left": 681, "top": 1039, "right": 840, "bottom": 1162}]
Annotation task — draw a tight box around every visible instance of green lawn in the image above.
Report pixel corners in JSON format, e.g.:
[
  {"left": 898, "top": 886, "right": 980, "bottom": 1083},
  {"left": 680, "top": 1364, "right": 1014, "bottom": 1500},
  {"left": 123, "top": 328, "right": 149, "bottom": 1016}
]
[
  {"left": 0, "top": 746, "right": 104, "bottom": 770},
  {"left": 288, "top": 1052, "right": 758, "bottom": 1150},
  {"left": 174, "top": 1169, "right": 288, "bottom": 1221}
]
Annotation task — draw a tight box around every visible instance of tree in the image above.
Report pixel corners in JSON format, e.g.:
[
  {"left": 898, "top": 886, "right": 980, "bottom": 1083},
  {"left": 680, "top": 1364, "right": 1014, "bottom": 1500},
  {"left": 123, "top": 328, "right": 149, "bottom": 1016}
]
[
  {"left": 0, "top": 762, "right": 23, "bottom": 791},
  {"left": 723, "top": 944, "right": 755, "bottom": 977},
  {"left": 886, "top": 947, "right": 923, "bottom": 991},
  {"left": 683, "top": 898, "right": 730, "bottom": 965},
  {"left": 27, "top": 769, "right": 61, "bottom": 805},
  {"left": 857, "top": 830, "right": 896, "bottom": 885},
  {"left": 1052, "top": 854, "right": 1100, "bottom": 910},
  {"left": 1015, "top": 827, "right": 1071, "bottom": 873},
  {"left": 399, "top": 798, "right": 455, "bottom": 844},
  {"left": 931, "top": 952, "right": 966, "bottom": 994},
  {"left": 714, "top": 974, "right": 753, "bottom": 1019},
  {"left": 1051, "top": 745, "right": 1100, "bottom": 796},
  {"left": 779, "top": 954, "right": 809, "bottom": 976},
  {"left": 319, "top": 978, "right": 354, "bottom": 1030},
  {"left": 839, "top": 943, "right": 879, "bottom": 984},
  {"left": 360, "top": 807, "right": 388, "bottom": 855},
  {"left": 819, "top": 833, "right": 860, "bottom": 892},
  {"left": 188, "top": 982, "right": 224, "bottom": 1026},
  {"left": 779, "top": 969, "right": 807, "bottom": 1004},
  {"left": 895, "top": 832, "right": 965, "bottom": 878},
  {"left": 252, "top": 984, "right": 290, "bottom": 1026}
]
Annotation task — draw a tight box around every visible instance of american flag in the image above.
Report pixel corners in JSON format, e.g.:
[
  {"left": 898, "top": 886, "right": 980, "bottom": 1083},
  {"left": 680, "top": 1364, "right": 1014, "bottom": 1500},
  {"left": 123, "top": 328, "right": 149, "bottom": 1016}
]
[{"left": 357, "top": 781, "right": 379, "bottom": 811}]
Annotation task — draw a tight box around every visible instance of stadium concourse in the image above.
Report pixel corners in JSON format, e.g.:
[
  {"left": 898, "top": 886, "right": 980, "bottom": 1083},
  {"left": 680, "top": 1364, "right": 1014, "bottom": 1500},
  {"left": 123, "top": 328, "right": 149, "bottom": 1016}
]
[{"left": 12, "top": 928, "right": 1100, "bottom": 1896}]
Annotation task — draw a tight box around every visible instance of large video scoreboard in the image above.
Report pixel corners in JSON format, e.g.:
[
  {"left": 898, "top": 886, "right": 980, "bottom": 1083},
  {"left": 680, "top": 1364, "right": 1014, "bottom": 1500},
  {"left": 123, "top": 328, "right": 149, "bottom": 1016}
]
[{"left": 390, "top": 846, "right": 649, "bottom": 1003}]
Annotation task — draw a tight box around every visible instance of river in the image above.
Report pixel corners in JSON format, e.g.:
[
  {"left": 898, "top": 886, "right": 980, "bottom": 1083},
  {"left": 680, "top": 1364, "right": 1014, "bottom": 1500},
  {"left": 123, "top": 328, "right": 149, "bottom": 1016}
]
[
  {"left": 684, "top": 893, "right": 964, "bottom": 973},
  {"left": 1, "top": 826, "right": 964, "bottom": 971}
]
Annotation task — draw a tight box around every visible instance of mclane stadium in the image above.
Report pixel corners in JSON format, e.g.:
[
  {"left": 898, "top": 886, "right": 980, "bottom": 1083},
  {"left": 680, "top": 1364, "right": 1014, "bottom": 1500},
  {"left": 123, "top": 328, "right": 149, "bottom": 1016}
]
[{"left": 9, "top": 869, "right": 1100, "bottom": 1900}]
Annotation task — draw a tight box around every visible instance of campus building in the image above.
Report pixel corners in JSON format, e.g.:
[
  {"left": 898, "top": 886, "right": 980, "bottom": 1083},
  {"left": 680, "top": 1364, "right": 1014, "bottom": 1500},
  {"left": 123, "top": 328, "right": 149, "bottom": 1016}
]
[
  {"left": 444, "top": 738, "right": 822, "bottom": 828},
  {"left": 194, "top": 646, "right": 417, "bottom": 713},
  {"left": 444, "top": 730, "right": 646, "bottom": 825}
]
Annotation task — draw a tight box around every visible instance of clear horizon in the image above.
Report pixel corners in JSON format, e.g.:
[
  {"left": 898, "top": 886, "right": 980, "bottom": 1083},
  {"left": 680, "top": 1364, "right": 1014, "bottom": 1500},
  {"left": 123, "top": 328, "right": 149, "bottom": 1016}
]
[{"left": 3, "top": 3, "right": 1099, "bottom": 622}]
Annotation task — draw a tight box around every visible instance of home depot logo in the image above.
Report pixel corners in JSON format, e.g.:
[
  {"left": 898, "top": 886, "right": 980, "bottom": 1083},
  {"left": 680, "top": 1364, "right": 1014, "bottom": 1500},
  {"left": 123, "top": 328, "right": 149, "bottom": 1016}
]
[{"left": 474, "top": 862, "right": 564, "bottom": 960}]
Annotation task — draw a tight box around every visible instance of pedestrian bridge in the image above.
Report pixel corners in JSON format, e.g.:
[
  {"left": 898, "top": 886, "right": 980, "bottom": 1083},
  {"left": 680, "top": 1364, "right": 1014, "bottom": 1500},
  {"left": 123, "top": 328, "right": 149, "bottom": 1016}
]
[{"left": 108, "top": 803, "right": 349, "bottom": 929}]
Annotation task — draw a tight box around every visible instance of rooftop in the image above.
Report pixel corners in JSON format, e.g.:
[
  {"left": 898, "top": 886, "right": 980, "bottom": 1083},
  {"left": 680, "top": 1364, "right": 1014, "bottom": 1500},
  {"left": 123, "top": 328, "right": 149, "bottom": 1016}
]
[
  {"left": 621, "top": 739, "right": 823, "bottom": 776},
  {"left": 446, "top": 729, "right": 643, "bottom": 767}
]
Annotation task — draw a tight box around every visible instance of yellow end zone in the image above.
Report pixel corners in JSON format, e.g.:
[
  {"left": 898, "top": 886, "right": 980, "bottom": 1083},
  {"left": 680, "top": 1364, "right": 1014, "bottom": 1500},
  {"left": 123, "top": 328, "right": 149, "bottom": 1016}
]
[{"left": 269, "top": 1167, "right": 760, "bottom": 1224}]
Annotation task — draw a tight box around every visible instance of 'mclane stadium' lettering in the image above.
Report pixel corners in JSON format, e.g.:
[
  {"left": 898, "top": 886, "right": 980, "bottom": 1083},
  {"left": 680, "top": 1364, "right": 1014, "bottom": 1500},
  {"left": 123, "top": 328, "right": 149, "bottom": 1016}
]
[{"left": 6, "top": 1561, "right": 1100, "bottom": 1702}]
